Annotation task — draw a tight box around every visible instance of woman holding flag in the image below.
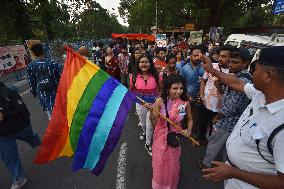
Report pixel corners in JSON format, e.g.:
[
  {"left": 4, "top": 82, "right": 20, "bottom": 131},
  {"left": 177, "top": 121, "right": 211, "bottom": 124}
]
[{"left": 150, "top": 74, "right": 193, "bottom": 189}]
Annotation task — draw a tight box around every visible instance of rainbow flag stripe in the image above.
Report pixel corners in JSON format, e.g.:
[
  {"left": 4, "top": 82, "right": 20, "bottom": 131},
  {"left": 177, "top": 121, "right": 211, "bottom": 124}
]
[{"left": 34, "top": 47, "right": 135, "bottom": 175}]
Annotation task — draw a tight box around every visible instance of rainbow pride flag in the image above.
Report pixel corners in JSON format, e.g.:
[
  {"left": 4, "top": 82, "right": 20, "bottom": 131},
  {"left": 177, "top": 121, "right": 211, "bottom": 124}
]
[{"left": 33, "top": 47, "right": 135, "bottom": 175}]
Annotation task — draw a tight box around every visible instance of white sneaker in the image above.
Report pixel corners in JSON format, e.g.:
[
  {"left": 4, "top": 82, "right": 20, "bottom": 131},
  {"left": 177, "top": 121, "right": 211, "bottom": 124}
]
[{"left": 10, "top": 177, "right": 27, "bottom": 189}]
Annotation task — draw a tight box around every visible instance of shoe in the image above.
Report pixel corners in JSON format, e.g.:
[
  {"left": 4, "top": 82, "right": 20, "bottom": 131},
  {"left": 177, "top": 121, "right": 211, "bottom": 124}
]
[
  {"left": 139, "top": 131, "right": 146, "bottom": 140},
  {"left": 11, "top": 177, "right": 28, "bottom": 189},
  {"left": 145, "top": 144, "right": 152, "bottom": 156}
]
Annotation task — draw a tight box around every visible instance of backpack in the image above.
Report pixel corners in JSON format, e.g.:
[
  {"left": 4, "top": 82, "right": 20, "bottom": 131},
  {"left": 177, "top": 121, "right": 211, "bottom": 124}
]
[
  {"left": 36, "top": 67, "right": 56, "bottom": 92},
  {"left": 255, "top": 124, "right": 284, "bottom": 164}
]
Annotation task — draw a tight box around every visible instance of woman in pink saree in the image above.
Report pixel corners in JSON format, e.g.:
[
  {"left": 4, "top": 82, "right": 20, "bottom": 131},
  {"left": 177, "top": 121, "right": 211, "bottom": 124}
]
[{"left": 150, "top": 74, "right": 193, "bottom": 189}]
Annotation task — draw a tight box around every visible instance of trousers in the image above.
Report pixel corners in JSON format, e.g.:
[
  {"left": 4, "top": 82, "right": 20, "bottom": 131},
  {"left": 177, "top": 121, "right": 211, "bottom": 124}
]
[
  {"left": 0, "top": 125, "right": 41, "bottom": 182},
  {"left": 202, "top": 128, "right": 230, "bottom": 167},
  {"left": 136, "top": 103, "right": 153, "bottom": 145}
]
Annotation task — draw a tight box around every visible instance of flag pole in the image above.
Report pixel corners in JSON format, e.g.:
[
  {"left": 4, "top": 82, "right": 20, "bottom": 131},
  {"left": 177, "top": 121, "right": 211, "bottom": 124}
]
[{"left": 136, "top": 96, "right": 200, "bottom": 146}]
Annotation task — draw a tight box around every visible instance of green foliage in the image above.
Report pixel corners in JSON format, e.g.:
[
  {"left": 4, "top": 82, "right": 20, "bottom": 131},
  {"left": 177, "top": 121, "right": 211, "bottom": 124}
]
[
  {"left": 0, "top": 0, "right": 127, "bottom": 45},
  {"left": 119, "top": 0, "right": 284, "bottom": 33}
]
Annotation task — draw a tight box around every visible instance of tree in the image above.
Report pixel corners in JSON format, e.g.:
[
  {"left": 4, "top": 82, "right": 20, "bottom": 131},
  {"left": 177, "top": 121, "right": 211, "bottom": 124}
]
[
  {"left": 0, "top": 0, "right": 33, "bottom": 44},
  {"left": 118, "top": 0, "right": 282, "bottom": 33},
  {"left": 0, "top": 0, "right": 127, "bottom": 44}
]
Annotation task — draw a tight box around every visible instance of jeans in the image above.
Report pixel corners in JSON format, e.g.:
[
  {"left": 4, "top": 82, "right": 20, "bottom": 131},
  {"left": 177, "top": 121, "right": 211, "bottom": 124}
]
[{"left": 0, "top": 125, "right": 41, "bottom": 182}]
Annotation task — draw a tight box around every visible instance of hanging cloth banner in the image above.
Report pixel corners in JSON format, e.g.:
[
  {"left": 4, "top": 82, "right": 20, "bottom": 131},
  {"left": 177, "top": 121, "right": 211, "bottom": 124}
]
[{"left": 111, "top": 33, "right": 156, "bottom": 42}]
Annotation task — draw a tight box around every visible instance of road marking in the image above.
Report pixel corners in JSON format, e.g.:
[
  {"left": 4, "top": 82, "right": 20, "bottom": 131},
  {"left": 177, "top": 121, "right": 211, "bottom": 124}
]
[
  {"left": 20, "top": 90, "right": 30, "bottom": 96},
  {"left": 116, "top": 142, "right": 127, "bottom": 189}
]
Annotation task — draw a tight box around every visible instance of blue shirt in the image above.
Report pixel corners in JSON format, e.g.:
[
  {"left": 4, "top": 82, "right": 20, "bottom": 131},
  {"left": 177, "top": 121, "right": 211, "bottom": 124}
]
[
  {"left": 214, "top": 70, "right": 252, "bottom": 132},
  {"left": 180, "top": 62, "right": 204, "bottom": 99},
  {"left": 27, "top": 58, "right": 62, "bottom": 111},
  {"left": 176, "top": 60, "right": 185, "bottom": 72}
]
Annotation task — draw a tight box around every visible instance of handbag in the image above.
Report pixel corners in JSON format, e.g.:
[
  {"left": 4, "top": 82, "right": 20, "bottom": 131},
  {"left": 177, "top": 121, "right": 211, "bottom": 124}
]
[
  {"left": 164, "top": 99, "right": 183, "bottom": 148},
  {"left": 167, "top": 132, "right": 183, "bottom": 148}
]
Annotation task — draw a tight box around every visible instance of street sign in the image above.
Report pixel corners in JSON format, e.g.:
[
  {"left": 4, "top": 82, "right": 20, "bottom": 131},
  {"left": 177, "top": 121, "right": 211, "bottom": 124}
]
[
  {"left": 272, "top": 0, "right": 284, "bottom": 14},
  {"left": 185, "top": 23, "right": 194, "bottom": 31}
]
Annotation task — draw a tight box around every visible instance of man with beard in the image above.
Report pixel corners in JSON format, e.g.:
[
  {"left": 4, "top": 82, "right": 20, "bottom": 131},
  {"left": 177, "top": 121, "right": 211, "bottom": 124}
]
[
  {"left": 201, "top": 48, "right": 252, "bottom": 169},
  {"left": 159, "top": 53, "right": 180, "bottom": 89},
  {"left": 198, "top": 45, "right": 232, "bottom": 144},
  {"left": 154, "top": 48, "right": 167, "bottom": 73},
  {"left": 180, "top": 45, "right": 205, "bottom": 137},
  {"left": 201, "top": 46, "right": 284, "bottom": 189}
]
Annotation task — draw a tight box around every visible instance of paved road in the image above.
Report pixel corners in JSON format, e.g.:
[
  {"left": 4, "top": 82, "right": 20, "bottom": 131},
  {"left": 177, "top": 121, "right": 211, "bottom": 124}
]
[{"left": 0, "top": 90, "right": 223, "bottom": 189}]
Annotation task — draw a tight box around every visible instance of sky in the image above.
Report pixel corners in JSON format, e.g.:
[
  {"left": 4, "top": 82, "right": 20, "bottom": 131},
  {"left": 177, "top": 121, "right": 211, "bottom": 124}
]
[{"left": 95, "top": 0, "right": 128, "bottom": 26}]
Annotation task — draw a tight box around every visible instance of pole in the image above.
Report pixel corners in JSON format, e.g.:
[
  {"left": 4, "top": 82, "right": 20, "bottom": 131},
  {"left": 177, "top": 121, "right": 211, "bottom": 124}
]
[
  {"left": 156, "top": 0, "right": 158, "bottom": 33},
  {"left": 136, "top": 96, "right": 200, "bottom": 146}
]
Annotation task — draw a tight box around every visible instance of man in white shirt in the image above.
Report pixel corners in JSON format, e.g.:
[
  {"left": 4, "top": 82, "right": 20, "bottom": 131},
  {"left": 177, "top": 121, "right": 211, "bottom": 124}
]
[{"left": 199, "top": 46, "right": 284, "bottom": 189}]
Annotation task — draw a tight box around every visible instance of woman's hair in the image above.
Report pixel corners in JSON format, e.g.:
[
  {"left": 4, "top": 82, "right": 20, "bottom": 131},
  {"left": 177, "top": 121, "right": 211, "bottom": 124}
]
[
  {"left": 176, "top": 51, "right": 184, "bottom": 61},
  {"left": 130, "top": 48, "right": 141, "bottom": 61},
  {"left": 161, "top": 74, "right": 188, "bottom": 102},
  {"left": 132, "top": 54, "right": 159, "bottom": 84}
]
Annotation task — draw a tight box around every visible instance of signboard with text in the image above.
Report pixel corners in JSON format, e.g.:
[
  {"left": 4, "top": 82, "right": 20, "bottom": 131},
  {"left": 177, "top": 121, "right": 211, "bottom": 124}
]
[
  {"left": 185, "top": 23, "right": 194, "bottom": 31},
  {"left": 156, "top": 34, "right": 167, "bottom": 47},
  {"left": 0, "top": 45, "right": 28, "bottom": 76}
]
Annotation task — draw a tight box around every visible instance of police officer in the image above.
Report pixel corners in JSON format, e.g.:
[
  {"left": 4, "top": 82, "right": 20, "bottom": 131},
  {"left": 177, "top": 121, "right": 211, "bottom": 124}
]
[{"left": 200, "top": 46, "right": 284, "bottom": 189}]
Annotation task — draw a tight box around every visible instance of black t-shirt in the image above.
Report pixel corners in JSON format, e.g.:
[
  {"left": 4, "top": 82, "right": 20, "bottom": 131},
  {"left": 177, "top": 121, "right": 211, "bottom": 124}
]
[{"left": 0, "top": 84, "right": 30, "bottom": 136}]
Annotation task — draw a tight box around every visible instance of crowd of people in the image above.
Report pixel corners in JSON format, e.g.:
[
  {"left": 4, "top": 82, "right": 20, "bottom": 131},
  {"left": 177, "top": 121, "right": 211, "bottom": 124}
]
[{"left": 0, "top": 36, "right": 284, "bottom": 189}]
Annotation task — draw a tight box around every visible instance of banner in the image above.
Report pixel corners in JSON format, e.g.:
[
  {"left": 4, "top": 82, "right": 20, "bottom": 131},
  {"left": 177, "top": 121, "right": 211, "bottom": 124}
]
[
  {"left": 25, "top": 40, "right": 41, "bottom": 60},
  {"left": 0, "top": 45, "right": 28, "bottom": 76},
  {"left": 209, "top": 27, "right": 224, "bottom": 42},
  {"left": 189, "top": 30, "right": 203, "bottom": 45},
  {"left": 185, "top": 23, "right": 194, "bottom": 31},
  {"left": 111, "top": 34, "right": 156, "bottom": 42},
  {"left": 273, "top": 0, "right": 284, "bottom": 14},
  {"left": 156, "top": 34, "right": 167, "bottom": 47}
]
